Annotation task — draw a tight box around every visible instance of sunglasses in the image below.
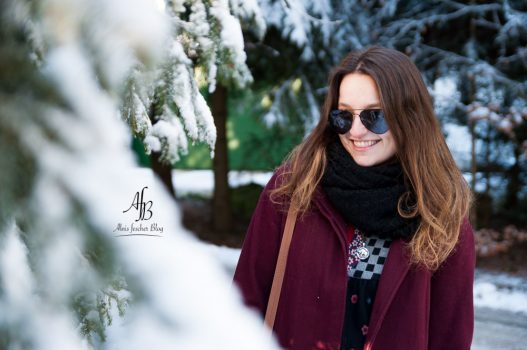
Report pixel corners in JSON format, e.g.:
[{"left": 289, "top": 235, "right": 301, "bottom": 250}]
[{"left": 328, "top": 109, "right": 389, "bottom": 134}]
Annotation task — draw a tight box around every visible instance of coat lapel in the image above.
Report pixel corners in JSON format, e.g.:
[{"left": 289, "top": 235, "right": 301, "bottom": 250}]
[
  {"left": 312, "top": 188, "right": 348, "bottom": 252},
  {"left": 364, "top": 238, "right": 410, "bottom": 350}
]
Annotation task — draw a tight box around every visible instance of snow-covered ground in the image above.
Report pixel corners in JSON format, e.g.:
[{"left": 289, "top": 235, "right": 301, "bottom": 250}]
[
  {"left": 172, "top": 169, "right": 273, "bottom": 196},
  {"left": 474, "top": 270, "right": 527, "bottom": 315}
]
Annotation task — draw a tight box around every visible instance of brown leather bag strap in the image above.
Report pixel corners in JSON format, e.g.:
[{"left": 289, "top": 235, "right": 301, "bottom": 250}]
[{"left": 264, "top": 205, "right": 298, "bottom": 330}]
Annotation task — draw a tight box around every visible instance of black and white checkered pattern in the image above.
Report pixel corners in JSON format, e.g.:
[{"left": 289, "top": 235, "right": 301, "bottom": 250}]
[{"left": 348, "top": 236, "right": 391, "bottom": 280}]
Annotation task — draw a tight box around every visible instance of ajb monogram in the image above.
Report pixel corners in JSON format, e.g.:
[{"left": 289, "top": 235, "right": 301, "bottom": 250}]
[{"left": 123, "top": 186, "right": 153, "bottom": 221}]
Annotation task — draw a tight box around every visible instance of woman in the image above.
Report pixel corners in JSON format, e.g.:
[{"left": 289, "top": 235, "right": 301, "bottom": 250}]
[{"left": 233, "top": 46, "right": 475, "bottom": 350}]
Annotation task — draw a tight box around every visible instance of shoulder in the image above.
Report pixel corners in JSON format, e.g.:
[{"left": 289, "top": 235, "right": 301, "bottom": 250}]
[
  {"left": 258, "top": 164, "right": 292, "bottom": 209},
  {"left": 457, "top": 217, "right": 475, "bottom": 255},
  {"left": 433, "top": 217, "right": 475, "bottom": 275},
  {"left": 263, "top": 164, "right": 290, "bottom": 192},
  {"left": 251, "top": 165, "right": 291, "bottom": 217}
]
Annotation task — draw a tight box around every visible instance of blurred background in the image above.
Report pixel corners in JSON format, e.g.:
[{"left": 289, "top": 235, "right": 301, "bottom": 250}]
[
  {"left": 1, "top": 0, "right": 526, "bottom": 349},
  {"left": 150, "top": 0, "right": 527, "bottom": 275}
]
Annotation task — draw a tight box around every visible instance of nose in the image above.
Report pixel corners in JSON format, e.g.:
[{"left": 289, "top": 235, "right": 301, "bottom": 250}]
[{"left": 347, "top": 113, "right": 369, "bottom": 138}]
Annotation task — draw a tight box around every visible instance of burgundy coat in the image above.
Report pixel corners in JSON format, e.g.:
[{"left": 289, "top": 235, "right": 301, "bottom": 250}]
[{"left": 233, "top": 171, "right": 475, "bottom": 350}]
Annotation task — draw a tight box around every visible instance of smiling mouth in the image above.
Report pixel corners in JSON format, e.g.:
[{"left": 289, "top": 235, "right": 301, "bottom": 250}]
[{"left": 352, "top": 140, "right": 380, "bottom": 147}]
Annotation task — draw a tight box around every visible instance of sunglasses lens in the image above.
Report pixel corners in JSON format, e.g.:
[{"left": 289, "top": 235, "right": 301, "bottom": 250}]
[
  {"left": 329, "top": 109, "right": 389, "bottom": 134},
  {"left": 360, "top": 109, "right": 388, "bottom": 134},
  {"left": 329, "top": 110, "right": 352, "bottom": 134}
]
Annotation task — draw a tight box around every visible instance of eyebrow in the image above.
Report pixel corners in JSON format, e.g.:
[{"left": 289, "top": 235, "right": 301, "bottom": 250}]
[{"left": 338, "top": 102, "right": 381, "bottom": 109}]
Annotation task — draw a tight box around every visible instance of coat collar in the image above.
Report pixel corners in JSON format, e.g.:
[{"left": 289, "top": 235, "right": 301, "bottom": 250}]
[
  {"left": 312, "top": 188, "right": 348, "bottom": 250},
  {"left": 312, "top": 187, "right": 411, "bottom": 349}
]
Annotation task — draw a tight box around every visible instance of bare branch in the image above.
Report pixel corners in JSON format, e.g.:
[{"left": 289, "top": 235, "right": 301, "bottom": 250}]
[
  {"left": 383, "top": 3, "right": 502, "bottom": 42},
  {"left": 419, "top": 44, "right": 526, "bottom": 98}
]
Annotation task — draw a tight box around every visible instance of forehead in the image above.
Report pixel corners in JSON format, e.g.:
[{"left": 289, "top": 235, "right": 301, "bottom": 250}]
[{"left": 338, "top": 73, "right": 381, "bottom": 109}]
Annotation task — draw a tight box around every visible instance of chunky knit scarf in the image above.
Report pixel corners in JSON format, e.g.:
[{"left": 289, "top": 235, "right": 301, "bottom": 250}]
[{"left": 321, "top": 141, "right": 420, "bottom": 239}]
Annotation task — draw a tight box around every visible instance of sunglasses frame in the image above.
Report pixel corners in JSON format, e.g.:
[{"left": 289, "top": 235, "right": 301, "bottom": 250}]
[{"left": 328, "top": 108, "right": 389, "bottom": 135}]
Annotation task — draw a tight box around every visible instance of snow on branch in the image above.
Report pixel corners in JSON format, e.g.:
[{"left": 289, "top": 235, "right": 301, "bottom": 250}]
[
  {"left": 122, "top": 0, "right": 263, "bottom": 165},
  {"left": 0, "top": 0, "right": 280, "bottom": 348},
  {"left": 259, "top": 0, "right": 335, "bottom": 59}
]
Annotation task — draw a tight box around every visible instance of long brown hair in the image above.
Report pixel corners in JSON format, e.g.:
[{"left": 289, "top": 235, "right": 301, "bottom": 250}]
[{"left": 270, "top": 46, "right": 472, "bottom": 271}]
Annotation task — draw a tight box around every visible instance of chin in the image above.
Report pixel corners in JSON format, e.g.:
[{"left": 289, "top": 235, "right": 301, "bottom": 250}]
[
  {"left": 353, "top": 158, "right": 378, "bottom": 167},
  {"left": 351, "top": 153, "right": 388, "bottom": 167}
]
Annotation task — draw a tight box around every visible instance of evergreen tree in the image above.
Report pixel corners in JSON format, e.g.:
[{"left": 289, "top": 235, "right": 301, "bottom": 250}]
[
  {"left": 247, "top": 0, "right": 527, "bottom": 226},
  {"left": 121, "top": 0, "right": 266, "bottom": 232},
  {"left": 0, "top": 0, "right": 278, "bottom": 348}
]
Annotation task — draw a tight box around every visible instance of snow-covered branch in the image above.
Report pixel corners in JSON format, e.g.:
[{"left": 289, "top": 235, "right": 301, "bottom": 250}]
[
  {"left": 0, "top": 0, "right": 279, "bottom": 348},
  {"left": 383, "top": 3, "right": 502, "bottom": 42},
  {"left": 122, "top": 0, "right": 265, "bottom": 165}
]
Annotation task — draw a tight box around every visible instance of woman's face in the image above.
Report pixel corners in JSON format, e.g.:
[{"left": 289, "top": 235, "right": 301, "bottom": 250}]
[{"left": 337, "top": 73, "right": 397, "bottom": 167}]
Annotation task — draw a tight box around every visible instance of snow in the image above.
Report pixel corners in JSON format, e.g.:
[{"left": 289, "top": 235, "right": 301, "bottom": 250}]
[
  {"left": 259, "top": 0, "right": 333, "bottom": 60},
  {"left": 0, "top": 222, "right": 86, "bottom": 350},
  {"left": 171, "top": 61, "right": 200, "bottom": 139},
  {"left": 145, "top": 113, "right": 189, "bottom": 163},
  {"left": 144, "top": 134, "right": 162, "bottom": 153},
  {"left": 228, "top": 0, "right": 266, "bottom": 39},
  {"left": 166, "top": 40, "right": 217, "bottom": 154},
  {"left": 132, "top": 92, "right": 152, "bottom": 135},
  {"left": 1, "top": 0, "right": 280, "bottom": 347},
  {"left": 443, "top": 123, "right": 471, "bottom": 169},
  {"left": 172, "top": 169, "right": 273, "bottom": 195},
  {"left": 201, "top": 243, "right": 242, "bottom": 276},
  {"left": 474, "top": 282, "right": 527, "bottom": 313},
  {"left": 0, "top": 222, "right": 35, "bottom": 307},
  {"left": 4, "top": 0, "right": 526, "bottom": 348},
  {"left": 101, "top": 0, "right": 167, "bottom": 83},
  {"left": 193, "top": 85, "right": 218, "bottom": 154},
  {"left": 431, "top": 75, "right": 463, "bottom": 121},
  {"left": 123, "top": 0, "right": 260, "bottom": 168},
  {"left": 210, "top": 0, "right": 247, "bottom": 66},
  {"left": 474, "top": 270, "right": 527, "bottom": 315},
  {"left": 470, "top": 106, "right": 491, "bottom": 120},
  {"left": 104, "top": 202, "right": 280, "bottom": 350},
  {"left": 41, "top": 43, "right": 277, "bottom": 345}
]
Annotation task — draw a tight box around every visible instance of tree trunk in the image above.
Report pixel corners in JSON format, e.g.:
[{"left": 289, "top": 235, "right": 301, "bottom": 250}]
[
  {"left": 150, "top": 151, "right": 176, "bottom": 198},
  {"left": 148, "top": 96, "right": 176, "bottom": 199},
  {"left": 211, "top": 85, "right": 232, "bottom": 233},
  {"left": 468, "top": 13, "right": 478, "bottom": 226},
  {"left": 504, "top": 147, "right": 520, "bottom": 210},
  {"left": 470, "top": 119, "right": 477, "bottom": 226},
  {"left": 479, "top": 121, "right": 492, "bottom": 228}
]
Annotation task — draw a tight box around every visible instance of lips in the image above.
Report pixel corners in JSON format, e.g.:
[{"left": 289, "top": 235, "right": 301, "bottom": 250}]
[{"left": 353, "top": 140, "right": 380, "bottom": 148}]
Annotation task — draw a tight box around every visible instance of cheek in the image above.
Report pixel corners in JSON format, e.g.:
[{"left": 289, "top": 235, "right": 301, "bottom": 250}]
[{"left": 382, "top": 134, "right": 397, "bottom": 154}]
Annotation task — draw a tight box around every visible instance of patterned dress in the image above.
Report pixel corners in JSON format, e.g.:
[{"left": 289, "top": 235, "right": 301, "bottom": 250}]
[{"left": 340, "top": 226, "right": 391, "bottom": 350}]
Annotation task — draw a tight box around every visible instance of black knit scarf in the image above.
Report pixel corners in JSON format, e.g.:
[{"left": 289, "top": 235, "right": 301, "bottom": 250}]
[{"left": 321, "top": 141, "right": 420, "bottom": 239}]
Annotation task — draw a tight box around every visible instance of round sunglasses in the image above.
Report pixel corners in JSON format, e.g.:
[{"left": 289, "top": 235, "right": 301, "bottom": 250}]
[{"left": 328, "top": 109, "right": 389, "bottom": 135}]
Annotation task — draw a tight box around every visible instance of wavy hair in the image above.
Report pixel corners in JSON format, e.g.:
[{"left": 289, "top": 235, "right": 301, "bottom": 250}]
[{"left": 270, "top": 46, "right": 472, "bottom": 271}]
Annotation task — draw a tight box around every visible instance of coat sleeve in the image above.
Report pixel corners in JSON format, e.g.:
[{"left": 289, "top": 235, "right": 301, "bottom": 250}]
[
  {"left": 232, "top": 171, "right": 286, "bottom": 318},
  {"left": 428, "top": 217, "right": 476, "bottom": 350}
]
